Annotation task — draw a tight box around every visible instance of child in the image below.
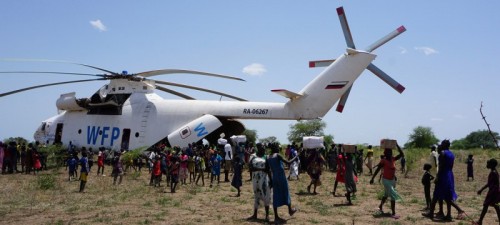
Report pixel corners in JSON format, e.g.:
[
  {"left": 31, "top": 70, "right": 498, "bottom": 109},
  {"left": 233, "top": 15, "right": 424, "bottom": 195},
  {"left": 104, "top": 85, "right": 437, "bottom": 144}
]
[
  {"left": 231, "top": 156, "right": 243, "bottom": 197},
  {"left": 210, "top": 150, "right": 223, "bottom": 188},
  {"left": 287, "top": 146, "right": 300, "bottom": 181},
  {"left": 79, "top": 152, "right": 90, "bottom": 192},
  {"left": 67, "top": 154, "right": 77, "bottom": 181},
  {"left": 179, "top": 151, "right": 189, "bottom": 185},
  {"left": 188, "top": 155, "right": 196, "bottom": 183},
  {"left": 421, "top": 163, "right": 434, "bottom": 210},
  {"left": 112, "top": 152, "right": 124, "bottom": 185},
  {"left": 33, "top": 149, "right": 42, "bottom": 174},
  {"left": 195, "top": 151, "right": 205, "bottom": 186},
  {"left": 153, "top": 155, "right": 162, "bottom": 187},
  {"left": 400, "top": 155, "right": 406, "bottom": 174},
  {"left": 169, "top": 156, "right": 180, "bottom": 193},
  {"left": 364, "top": 146, "right": 374, "bottom": 175},
  {"left": 476, "top": 158, "right": 500, "bottom": 225},
  {"left": 97, "top": 148, "right": 105, "bottom": 176},
  {"left": 466, "top": 154, "right": 474, "bottom": 181}
]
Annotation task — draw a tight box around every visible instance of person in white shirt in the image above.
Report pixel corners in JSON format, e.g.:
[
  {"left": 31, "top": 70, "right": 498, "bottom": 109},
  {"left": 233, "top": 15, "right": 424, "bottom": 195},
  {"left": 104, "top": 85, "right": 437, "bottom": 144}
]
[
  {"left": 429, "top": 145, "right": 439, "bottom": 173},
  {"left": 224, "top": 143, "right": 233, "bottom": 182}
]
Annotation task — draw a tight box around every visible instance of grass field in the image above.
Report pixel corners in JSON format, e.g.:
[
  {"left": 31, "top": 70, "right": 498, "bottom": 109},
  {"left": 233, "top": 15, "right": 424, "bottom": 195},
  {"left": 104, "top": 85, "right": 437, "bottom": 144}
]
[{"left": 0, "top": 148, "right": 499, "bottom": 225}]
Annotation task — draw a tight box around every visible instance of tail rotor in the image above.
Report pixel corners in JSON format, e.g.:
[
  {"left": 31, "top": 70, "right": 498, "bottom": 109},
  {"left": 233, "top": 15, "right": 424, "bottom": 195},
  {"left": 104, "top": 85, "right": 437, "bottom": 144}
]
[{"left": 310, "top": 6, "right": 406, "bottom": 113}]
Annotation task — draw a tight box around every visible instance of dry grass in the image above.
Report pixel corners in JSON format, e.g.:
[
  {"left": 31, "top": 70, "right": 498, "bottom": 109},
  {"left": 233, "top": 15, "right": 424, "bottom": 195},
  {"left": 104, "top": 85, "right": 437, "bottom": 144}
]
[{"left": 1, "top": 149, "right": 499, "bottom": 225}]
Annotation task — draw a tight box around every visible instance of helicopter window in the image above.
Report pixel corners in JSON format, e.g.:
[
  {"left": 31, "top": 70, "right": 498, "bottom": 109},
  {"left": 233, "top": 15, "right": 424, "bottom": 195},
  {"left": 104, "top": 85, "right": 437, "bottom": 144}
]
[
  {"left": 78, "top": 129, "right": 82, "bottom": 134},
  {"left": 135, "top": 132, "right": 139, "bottom": 138},
  {"left": 41, "top": 122, "right": 46, "bottom": 131},
  {"left": 112, "top": 88, "right": 116, "bottom": 91},
  {"left": 105, "top": 85, "right": 108, "bottom": 90},
  {"left": 143, "top": 86, "right": 147, "bottom": 90}
]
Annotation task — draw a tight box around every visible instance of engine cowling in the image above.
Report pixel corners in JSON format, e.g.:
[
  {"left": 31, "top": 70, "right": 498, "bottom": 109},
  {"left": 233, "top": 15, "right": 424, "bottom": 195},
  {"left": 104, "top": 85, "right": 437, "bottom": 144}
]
[
  {"left": 56, "top": 92, "right": 87, "bottom": 111},
  {"left": 167, "top": 114, "right": 222, "bottom": 148}
]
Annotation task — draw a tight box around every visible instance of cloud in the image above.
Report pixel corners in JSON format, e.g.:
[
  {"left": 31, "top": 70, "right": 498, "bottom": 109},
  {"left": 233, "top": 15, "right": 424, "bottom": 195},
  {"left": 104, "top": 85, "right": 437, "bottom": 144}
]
[
  {"left": 242, "top": 63, "right": 267, "bottom": 76},
  {"left": 90, "top": 20, "right": 107, "bottom": 32},
  {"left": 399, "top": 47, "right": 407, "bottom": 54},
  {"left": 414, "top": 47, "right": 439, "bottom": 55}
]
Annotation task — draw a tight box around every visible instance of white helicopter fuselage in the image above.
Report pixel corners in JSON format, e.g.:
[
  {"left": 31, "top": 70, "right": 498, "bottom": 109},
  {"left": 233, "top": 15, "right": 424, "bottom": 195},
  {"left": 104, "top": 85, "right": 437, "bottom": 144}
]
[{"left": 34, "top": 50, "right": 377, "bottom": 151}]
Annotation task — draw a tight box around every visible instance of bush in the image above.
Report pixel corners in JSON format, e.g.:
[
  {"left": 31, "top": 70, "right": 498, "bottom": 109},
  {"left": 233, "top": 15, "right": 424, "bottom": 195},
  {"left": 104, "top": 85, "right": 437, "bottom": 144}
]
[
  {"left": 37, "top": 174, "right": 57, "bottom": 190},
  {"left": 38, "top": 144, "right": 66, "bottom": 169}
]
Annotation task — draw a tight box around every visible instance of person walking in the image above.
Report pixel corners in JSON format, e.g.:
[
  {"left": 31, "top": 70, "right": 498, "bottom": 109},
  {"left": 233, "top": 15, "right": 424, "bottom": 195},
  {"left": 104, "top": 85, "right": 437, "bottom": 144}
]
[
  {"left": 267, "top": 144, "right": 297, "bottom": 224},
  {"left": 370, "top": 143, "right": 404, "bottom": 219},
  {"left": 422, "top": 140, "right": 466, "bottom": 221},
  {"left": 476, "top": 158, "right": 500, "bottom": 225},
  {"left": 79, "top": 152, "right": 90, "bottom": 192},
  {"left": 247, "top": 143, "right": 272, "bottom": 222}
]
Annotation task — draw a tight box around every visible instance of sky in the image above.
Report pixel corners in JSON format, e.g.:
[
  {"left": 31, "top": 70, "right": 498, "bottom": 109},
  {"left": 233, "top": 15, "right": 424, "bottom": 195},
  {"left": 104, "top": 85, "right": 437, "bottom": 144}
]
[{"left": 1, "top": 1, "right": 499, "bottom": 146}]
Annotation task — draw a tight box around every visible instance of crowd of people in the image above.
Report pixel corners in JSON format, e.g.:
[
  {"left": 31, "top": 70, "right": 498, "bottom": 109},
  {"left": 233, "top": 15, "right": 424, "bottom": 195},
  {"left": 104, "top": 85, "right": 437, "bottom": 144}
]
[
  {"left": 0, "top": 137, "right": 498, "bottom": 225},
  {"left": 0, "top": 141, "right": 46, "bottom": 175}
]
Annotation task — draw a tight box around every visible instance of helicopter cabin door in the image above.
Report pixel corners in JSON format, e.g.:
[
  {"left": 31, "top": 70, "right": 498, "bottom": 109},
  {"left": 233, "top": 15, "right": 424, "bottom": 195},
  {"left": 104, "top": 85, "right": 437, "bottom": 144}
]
[
  {"left": 121, "top": 128, "right": 130, "bottom": 150},
  {"left": 54, "top": 123, "right": 64, "bottom": 144}
]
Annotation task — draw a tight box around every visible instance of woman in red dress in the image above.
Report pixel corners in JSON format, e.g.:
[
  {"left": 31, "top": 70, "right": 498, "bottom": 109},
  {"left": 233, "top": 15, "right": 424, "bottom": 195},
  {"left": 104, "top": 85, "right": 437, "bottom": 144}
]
[
  {"left": 332, "top": 149, "right": 345, "bottom": 196},
  {"left": 33, "top": 149, "right": 42, "bottom": 174}
]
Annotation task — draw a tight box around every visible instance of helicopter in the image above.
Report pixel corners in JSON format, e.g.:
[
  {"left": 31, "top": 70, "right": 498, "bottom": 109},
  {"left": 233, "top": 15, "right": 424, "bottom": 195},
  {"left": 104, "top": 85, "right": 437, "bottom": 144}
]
[{"left": 0, "top": 7, "right": 406, "bottom": 151}]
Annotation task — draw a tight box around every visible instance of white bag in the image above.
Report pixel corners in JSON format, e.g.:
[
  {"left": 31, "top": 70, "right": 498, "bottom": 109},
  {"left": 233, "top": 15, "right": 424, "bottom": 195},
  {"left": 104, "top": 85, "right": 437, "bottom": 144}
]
[
  {"left": 230, "top": 135, "right": 247, "bottom": 143},
  {"left": 303, "top": 136, "right": 324, "bottom": 149}
]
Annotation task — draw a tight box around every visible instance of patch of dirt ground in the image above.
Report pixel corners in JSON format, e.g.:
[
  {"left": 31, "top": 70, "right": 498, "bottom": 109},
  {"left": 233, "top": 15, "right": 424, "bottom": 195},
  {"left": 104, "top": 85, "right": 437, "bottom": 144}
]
[{"left": 1, "top": 151, "right": 499, "bottom": 225}]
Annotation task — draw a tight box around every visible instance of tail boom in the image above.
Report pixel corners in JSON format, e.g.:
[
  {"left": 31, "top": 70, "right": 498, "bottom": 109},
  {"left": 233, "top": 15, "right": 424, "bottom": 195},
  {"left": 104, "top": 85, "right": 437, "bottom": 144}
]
[{"left": 288, "top": 50, "right": 376, "bottom": 118}]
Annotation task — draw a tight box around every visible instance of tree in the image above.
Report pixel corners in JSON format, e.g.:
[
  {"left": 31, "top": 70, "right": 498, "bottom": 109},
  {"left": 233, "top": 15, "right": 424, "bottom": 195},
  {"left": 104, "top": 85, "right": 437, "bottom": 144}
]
[
  {"left": 242, "top": 129, "right": 257, "bottom": 145},
  {"left": 480, "top": 102, "right": 499, "bottom": 149},
  {"left": 404, "top": 126, "right": 439, "bottom": 148},
  {"left": 259, "top": 136, "right": 279, "bottom": 145},
  {"left": 451, "top": 138, "right": 467, "bottom": 150},
  {"left": 324, "top": 134, "right": 334, "bottom": 148},
  {"left": 3, "top": 137, "right": 29, "bottom": 145},
  {"left": 463, "top": 130, "right": 499, "bottom": 149},
  {"left": 287, "top": 119, "right": 327, "bottom": 144}
]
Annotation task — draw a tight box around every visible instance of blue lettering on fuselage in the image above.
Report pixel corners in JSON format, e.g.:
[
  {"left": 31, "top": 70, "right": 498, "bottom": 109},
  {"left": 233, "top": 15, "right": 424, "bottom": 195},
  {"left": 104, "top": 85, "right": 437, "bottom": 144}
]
[
  {"left": 87, "top": 126, "right": 101, "bottom": 145},
  {"left": 194, "top": 123, "right": 208, "bottom": 137},
  {"left": 111, "top": 127, "right": 120, "bottom": 146},
  {"left": 87, "top": 126, "right": 121, "bottom": 146}
]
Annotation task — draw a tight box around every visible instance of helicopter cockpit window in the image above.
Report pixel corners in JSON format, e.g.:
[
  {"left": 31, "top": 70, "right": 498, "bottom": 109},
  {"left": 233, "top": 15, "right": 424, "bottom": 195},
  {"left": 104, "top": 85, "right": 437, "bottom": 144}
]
[{"left": 41, "top": 122, "right": 46, "bottom": 131}]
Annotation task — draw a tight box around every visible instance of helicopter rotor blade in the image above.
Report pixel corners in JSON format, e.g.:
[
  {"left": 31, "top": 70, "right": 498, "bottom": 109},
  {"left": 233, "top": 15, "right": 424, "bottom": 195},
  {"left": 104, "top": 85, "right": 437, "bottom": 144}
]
[
  {"left": 155, "top": 85, "right": 195, "bottom": 100},
  {"left": 0, "top": 58, "right": 119, "bottom": 75},
  {"left": 136, "top": 69, "right": 245, "bottom": 81},
  {"left": 335, "top": 85, "right": 352, "bottom": 113},
  {"left": 367, "top": 63, "right": 405, "bottom": 93},
  {"left": 0, "top": 71, "right": 106, "bottom": 77},
  {"left": 365, "top": 26, "right": 406, "bottom": 53},
  {"left": 337, "top": 7, "right": 356, "bottom": 49},
  {"left": 0, "top": 78, "right": 107, "bottom": 98},
  {"left": 154, "top": 80, "right": 247, "bottom": 101}
]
